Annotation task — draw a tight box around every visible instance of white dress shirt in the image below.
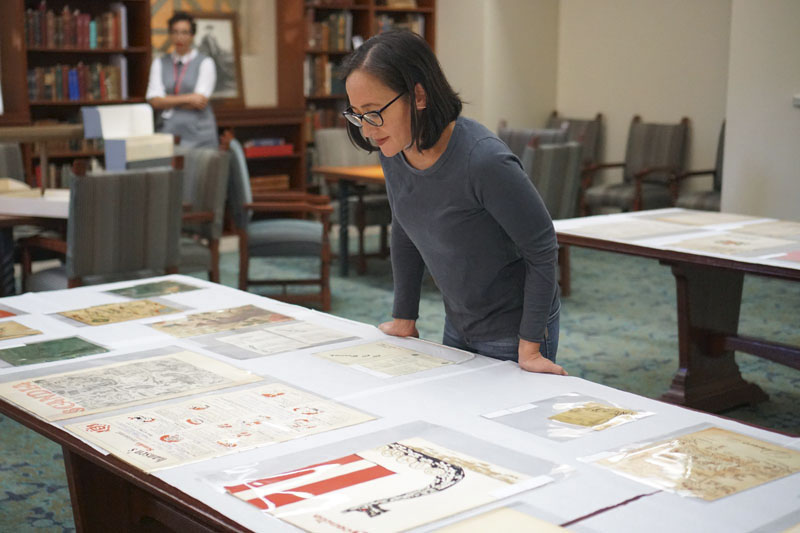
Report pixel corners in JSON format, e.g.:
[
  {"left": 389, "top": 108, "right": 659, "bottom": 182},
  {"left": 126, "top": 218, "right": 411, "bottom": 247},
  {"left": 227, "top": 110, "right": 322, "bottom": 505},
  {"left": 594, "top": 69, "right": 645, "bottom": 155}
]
[{"left": 146, "top": 48, "right": 216, "bottom": 118}]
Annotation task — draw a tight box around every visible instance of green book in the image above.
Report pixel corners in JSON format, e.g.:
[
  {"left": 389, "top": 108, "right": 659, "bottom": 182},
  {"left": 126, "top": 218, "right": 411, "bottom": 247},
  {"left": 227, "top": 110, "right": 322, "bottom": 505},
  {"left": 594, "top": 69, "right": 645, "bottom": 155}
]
[
  {"left": 105, "top": 280, "right": 202, "bottom": 299},
  {"left": 0, "top": 337, "right": 108, "bottom": 367}
]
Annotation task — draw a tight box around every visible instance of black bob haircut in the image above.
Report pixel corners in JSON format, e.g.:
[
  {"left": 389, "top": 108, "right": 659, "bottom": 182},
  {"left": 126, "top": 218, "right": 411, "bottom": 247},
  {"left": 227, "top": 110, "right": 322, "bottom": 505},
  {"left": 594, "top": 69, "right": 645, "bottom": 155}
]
[
  {"left": 340, "top": 30, "right": 462, "bottom": 153},
  {"left": 168, "top": 11, "right": 197, "bottom": 35}
]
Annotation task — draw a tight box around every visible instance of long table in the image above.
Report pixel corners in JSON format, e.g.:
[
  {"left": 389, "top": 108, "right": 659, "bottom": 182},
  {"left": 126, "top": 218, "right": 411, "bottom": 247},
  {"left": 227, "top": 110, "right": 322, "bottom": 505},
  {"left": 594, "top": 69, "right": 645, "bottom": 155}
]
[
  {"left": 0, "top": 275, "right": 797, "bottom": 532},
  {"left": 554, "top": 208, "right": 800, "bottom": 413}
]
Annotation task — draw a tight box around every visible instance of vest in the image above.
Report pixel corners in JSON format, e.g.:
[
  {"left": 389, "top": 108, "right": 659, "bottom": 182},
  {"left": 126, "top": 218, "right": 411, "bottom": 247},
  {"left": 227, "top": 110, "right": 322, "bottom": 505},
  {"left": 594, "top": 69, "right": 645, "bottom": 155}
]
[{"left": 158, "top": 52, "right": 218, "bottom": 149}]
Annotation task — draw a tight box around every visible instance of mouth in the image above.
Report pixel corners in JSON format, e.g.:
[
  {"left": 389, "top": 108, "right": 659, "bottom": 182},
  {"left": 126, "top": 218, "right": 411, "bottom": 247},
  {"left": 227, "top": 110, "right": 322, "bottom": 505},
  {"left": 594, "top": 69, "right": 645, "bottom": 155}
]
[{"left": 374, "top": 137, "right": 389, "bottom": 147}]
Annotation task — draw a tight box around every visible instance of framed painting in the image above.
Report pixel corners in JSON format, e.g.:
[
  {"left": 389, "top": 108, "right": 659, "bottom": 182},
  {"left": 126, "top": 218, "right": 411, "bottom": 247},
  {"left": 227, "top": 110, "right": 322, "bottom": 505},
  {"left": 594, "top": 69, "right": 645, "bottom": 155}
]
[{"left": 189, "top": 12, "right": 245, "bottom": 108}]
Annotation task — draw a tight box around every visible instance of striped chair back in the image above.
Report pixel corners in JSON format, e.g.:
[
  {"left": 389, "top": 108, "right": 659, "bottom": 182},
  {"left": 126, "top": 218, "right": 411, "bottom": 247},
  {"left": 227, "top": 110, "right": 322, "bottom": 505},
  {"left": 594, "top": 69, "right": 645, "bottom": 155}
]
[
  {"left": 66, "top": 168, "right": 182, "bottom": 280},
  {"left": 521, "top": 142, "right": 584, "bottom": 220}
]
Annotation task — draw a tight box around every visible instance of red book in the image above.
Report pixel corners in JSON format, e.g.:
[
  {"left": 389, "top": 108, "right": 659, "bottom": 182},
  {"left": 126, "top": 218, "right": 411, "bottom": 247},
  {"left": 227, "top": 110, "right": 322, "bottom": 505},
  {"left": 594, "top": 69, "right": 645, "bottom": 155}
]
[{"left": 244, "top": 145, "right": 295, "bottom": 158}]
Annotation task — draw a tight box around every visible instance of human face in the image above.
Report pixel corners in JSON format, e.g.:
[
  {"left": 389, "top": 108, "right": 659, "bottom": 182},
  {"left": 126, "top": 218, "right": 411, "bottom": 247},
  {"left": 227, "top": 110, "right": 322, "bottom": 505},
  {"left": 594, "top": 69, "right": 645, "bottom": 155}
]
[
  {"left": 345, "top": 70, "right": 412, "bottom": 158},
  {"left": 169, "top": 20, "right": 193, "bottom": 56}
]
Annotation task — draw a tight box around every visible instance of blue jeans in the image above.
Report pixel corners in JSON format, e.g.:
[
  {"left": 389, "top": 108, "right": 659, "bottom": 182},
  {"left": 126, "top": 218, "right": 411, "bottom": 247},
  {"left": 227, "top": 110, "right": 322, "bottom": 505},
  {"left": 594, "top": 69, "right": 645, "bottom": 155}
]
[{"left": 442, "top": 311, "right": 560, "bottom": 363}]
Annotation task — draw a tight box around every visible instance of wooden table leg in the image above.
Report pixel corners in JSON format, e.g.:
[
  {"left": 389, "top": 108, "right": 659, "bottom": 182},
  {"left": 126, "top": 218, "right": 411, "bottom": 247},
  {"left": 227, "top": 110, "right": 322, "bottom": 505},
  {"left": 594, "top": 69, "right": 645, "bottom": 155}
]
[
  {"left": 660, "top": 262, "right": 768, "bottom": 412},
  {"left": 339, "top": 180, "right": 350, "bottom": 277},
  {"left": 0, "top": 228, "right": 16, "bottom": 296}
]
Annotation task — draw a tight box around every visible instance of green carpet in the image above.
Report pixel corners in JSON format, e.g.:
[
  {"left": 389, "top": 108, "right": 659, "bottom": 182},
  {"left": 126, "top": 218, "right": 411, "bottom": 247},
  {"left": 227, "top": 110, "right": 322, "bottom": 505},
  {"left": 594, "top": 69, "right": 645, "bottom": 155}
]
[{"left": 1, "top": 245, "right": 798, "bottom": 532}]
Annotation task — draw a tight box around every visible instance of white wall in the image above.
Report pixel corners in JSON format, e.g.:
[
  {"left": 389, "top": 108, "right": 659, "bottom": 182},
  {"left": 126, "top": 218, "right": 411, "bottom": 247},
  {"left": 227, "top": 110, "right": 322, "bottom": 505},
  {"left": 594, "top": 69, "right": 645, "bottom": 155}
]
[
  {"left": 556, "top": 0, "right": 731, "bottom": 188},
  {"left": 722, "top": 0, "right": 800, "bottom": 218},
  {"left": 437, "top": 0, "right": 559, "bottom": 130}
]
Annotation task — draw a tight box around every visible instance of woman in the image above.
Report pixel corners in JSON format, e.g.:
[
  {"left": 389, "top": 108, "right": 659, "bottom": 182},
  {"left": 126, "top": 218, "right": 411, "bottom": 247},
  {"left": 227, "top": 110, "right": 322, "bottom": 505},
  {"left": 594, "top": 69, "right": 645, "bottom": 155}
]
[
  {"left": 146, "top": 11, "right": 218, "bottom": 149},
  {"left": 342, "top": 31, "right": 566, "bottom": 375}
]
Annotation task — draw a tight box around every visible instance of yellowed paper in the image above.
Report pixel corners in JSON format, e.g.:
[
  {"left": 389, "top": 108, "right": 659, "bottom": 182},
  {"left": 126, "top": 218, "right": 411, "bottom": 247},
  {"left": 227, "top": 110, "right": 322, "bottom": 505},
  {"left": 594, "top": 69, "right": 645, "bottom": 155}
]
[
  {"left": 565, "top": 219, "right": 688, "bottom": 241},
  {"left": 66, "top": 382, "right": 374, "bottom": 472},
  {"left": 149, "top": 305, "right": 293, "bottom": 338},
  {"left": 217, "top": 321, "right": 352, "bottom": 356},
  {"left": 0, "top": 351, "right": 260, "bottom": 421},
  {"left": 314, "top": 341, "right": 453, "bottom": 377},
  {"left": 654, "top": 211, "right": 760, "bottom": 226},
  {"left": 596, "top": 427, "right": 800, "bottom": 501},
  {"left": 670, "top": 233, "right": 795, "bottom": 256},
  {"left": 735, "top": 220, "right": 800, "bottom": 239},
  {"left": 0, "top": 321, "right": 42, "bottom": 341},
  {"left": 438, "top": 507, "right": 569, "bottom": 532},
  {"left": 59, "top": 300, "right": 180, "bottom": 326},
  {"left": 549, "top": 402, "right": 638, "bottom": 428},
  {"left": 226, "top": 437, "right": 532, "bottom": 533}
]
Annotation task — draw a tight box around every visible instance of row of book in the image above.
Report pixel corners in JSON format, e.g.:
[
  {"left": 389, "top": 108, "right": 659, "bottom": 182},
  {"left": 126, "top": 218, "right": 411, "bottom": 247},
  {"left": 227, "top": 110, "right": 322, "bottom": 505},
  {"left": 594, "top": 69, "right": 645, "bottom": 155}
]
[
  {"left": 376, "top": 13, "right": 426, "bottom": 36},
  {"left": 304, "top": 56, "right": 347, "bottom": 98},
  {"left": 27, "top": 60, "right": 128, "bottom": 102},
  {"left": 304, "top": 106, "right": 347, "bottom": 143},
  {"left": 306, "top": 11, "right": 354, "bottom": 52},
  {"left": 33, "top": 136, "right": 105, "bottom": 156},
  {"left": 25, "top": 1, "right": 128, "bottom": 49}
]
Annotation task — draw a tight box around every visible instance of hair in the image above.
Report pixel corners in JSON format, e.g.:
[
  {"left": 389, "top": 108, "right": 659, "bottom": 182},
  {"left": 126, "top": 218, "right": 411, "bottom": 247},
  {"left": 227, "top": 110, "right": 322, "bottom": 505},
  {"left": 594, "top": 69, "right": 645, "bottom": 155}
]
[
  {"left": 340, "top": 30, "right": 462, "bottom": 152},
  {"left": 168, "top": 11, "right": 197, "bottom": 35}
]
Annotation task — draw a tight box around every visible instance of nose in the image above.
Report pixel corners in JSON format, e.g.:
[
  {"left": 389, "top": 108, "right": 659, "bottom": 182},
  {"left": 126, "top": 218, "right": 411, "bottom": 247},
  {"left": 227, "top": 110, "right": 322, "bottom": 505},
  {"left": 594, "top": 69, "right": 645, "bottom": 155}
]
[{"left": 361, "top": 121, "right": 379, "bottom": 139}]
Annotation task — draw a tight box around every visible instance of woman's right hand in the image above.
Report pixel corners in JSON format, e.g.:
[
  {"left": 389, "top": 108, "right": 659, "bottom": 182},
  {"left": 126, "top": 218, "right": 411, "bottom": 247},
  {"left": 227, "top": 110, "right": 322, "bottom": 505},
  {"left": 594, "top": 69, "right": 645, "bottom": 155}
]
[{"left": 378, "top": 318, "right": 419, "bottom": 338}]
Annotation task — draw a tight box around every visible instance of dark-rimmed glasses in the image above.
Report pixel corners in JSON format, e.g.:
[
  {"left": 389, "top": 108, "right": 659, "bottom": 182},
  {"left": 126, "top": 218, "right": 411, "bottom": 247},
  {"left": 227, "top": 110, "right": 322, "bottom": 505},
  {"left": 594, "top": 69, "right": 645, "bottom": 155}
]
[{"left": 342, "top": 92, "right": 406, "bottom": 128}]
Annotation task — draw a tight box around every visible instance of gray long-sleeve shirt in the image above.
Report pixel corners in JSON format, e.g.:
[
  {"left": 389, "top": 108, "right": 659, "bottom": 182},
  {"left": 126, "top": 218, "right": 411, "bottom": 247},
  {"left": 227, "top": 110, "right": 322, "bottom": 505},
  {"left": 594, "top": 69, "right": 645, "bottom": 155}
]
[{"left": 381, "top": 116, "right": 560, "bottom": 343}]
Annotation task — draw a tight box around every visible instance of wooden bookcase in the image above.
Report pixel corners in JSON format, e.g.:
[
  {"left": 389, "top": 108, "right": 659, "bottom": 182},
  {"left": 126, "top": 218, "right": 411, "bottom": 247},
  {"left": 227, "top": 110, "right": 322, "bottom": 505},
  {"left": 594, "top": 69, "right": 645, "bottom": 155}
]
[
  {"left": 0, "top": 0, "right": 151, "bottom": 185},
  {"left": 275, "top": 0, "right": 436, "bottom": 145}
]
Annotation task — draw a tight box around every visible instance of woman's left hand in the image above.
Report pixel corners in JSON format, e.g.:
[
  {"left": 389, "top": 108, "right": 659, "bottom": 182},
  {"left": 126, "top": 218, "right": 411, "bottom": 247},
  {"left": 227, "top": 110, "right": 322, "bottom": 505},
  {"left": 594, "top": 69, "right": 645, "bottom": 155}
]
[{"left": 518, "top": 339, "right": 568, "bottom": 375}]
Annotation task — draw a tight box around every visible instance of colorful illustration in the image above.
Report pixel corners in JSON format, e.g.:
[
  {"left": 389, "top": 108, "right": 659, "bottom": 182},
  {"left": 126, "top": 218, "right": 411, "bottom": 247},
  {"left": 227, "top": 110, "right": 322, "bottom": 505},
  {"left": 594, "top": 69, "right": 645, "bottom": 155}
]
[
  {"left": 150, "top": 305, "right": 293, "bottom": 338},
  {"left": 0, "top": 337, "right": 108, "bottom": 367},
  {"left": 106, "top": 280, "right": 202, "bottom": 299},
  {"left": 0, "top": 321, "right": 42, "bottom": 341},
  {"left": 59, "top": 300, "right": 180, "bottom": 326}
]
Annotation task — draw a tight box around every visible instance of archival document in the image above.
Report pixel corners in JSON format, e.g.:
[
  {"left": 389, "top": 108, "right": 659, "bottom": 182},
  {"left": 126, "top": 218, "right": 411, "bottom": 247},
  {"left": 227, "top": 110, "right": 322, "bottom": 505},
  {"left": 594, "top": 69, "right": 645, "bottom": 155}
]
[
  {"left": 67, "top": 382, "right": 374, "bottom": 472},
  {"left": 0, "top": 337, "right": 107, "bottom": 367},
  {"left": 595, "top": 427, "right": 800, "bottom": 501},
  {"left": 217, "top": 321, "right": 352, "bottom": 356},
  {"left": 150, "top": 305, "right": 293, "bottom": 338},
  {"left": 0, "top": 321, "right": 42, "bottom": 341},
  {"left": 59, "top": 300, "right": 180, "bottom": 326},
  {"left": 106, "top": 280, "right": 202, "bottom": 299},
  {"left": 226, "top": 437, "right": 531, "bottom": 532},
  {"left": 314, "top": 341, "right": 453, "bottom": 377},
  {"left": 0, "top": 350, "right": 260, "bottom": 421}
]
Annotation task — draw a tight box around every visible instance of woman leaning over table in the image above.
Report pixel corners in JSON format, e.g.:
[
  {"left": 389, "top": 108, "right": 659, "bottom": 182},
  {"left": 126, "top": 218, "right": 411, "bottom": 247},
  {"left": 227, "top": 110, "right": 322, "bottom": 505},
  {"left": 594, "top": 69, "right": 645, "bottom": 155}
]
[{"left": 341, "top": 30, "right": 566, "bottom": 375}]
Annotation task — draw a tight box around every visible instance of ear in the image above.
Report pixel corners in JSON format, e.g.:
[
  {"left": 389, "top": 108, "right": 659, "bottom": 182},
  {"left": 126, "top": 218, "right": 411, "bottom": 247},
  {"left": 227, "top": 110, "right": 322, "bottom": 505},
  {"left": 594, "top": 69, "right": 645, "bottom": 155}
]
[{"left": 414, "top": 83, "right": 427, "bottom": 111}]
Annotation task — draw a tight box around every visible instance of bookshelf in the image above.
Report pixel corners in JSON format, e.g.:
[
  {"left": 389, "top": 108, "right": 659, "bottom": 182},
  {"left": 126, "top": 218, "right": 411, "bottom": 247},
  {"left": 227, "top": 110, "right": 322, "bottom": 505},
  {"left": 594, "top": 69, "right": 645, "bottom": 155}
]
[
  {"left": 292, "top": 0, "right": 437, "bottom": 144},
  {"left": 0, "top": 0, "right": 151, "bottom": 186}
]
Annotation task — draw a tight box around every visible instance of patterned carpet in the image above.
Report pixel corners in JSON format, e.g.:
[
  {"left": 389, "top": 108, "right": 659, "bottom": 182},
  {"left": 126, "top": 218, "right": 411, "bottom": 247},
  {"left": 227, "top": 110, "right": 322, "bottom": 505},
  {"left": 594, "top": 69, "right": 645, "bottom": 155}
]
[{"left": 2, "top": 244, "right": 798, "bottom": 532}]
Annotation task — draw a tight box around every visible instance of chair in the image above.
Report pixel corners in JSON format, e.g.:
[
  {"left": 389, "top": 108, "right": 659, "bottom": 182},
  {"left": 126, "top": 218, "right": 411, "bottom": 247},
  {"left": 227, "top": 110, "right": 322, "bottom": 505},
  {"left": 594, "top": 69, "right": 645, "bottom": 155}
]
[
  {"left": 520, "top": 141, "right": 584, "bottom": 297},
  {"left": 20, "top": 165, "right": 182, "bottom": 291},
  {"left": 545, "top": 111, "right": 603, "bottom": 167},
  {"left": 676, "top": 121, "right": 725, "bottom": 212},
  {"left": 178, "top": 148, "right": 230, "bottom": 282},
  {"left": 0, "top": 142, "right": 26, "bottom": 181},
  {"left": 313, "top": 128, "right": 390, "bottom": 275},
  {"left": 496, "top": 120, "right": 568, "bottom": 160},
  {"left": 227, "top": 139, "right": 333, "bottom": 310},
  {"left": 582, "top": 115, "right": 689, "bottom": 214}
]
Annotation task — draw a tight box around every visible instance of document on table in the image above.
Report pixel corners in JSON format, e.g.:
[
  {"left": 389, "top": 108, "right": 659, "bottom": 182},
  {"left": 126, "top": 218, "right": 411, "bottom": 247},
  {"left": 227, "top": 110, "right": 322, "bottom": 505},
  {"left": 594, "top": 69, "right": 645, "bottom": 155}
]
[
  {"left": 438, "top": 507, "right": 568, "bottom": 532},
  {"left": 594, "top": 427, "right": 800, "bottom": 501},
  {"left": 0, "top": 337, "right": 108, "bottom": 367},
  {"left": 150, "top": 305, "right": 293, "bottom": 338},
  {"left": 668, "top": 232, "right": 796, "bottom": 256},
  {"left": 0, "top": 321, "right": 42, "bottom": 341},
  {"left": 653, "top": 211, "right": 759, "bottom": 226},
  {"left": 67, "top": 383, "right": 375, "bottom": 472},
  {"left": 562, "top": 219, "right": 691, "bottom": 241},
  {"left": 225, "top": 437, "right": 534, "bottom": 532},
  {"left": 59, "top": 300, "right": 181, "bottom": 326},
  {"left": 314, "top": 341, "right": 454, "bottom": 377},
  {"left": 216, "top": 321, "right": 354, "bottom": 356},
  {"left": 105, "top": 280, "right": 203, "bottom": 299},
  {"left": 0, "top": 350, "right": 260, "bottom": 421}
]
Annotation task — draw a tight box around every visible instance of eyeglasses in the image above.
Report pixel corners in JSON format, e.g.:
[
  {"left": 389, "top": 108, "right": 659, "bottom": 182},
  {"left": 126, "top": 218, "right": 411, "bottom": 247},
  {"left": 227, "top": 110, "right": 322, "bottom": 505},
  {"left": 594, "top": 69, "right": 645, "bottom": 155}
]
[
  {"left": 170, "top": 29, "right": 193, "bottom": 36},
  {"left": 343, "top": 92, "right": 406, "bottom": 128}
]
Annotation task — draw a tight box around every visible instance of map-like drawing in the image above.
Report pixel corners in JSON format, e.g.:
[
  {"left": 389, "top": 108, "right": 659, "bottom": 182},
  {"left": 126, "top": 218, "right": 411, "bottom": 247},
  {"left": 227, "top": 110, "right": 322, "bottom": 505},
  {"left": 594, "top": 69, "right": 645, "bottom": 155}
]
[
  {"left": 0, "top": 337, "right": 108, "bottom": 366},
  {"left": 59, "top": 300, "right": 180, "bottom": 326},
  {"left": 596, "top": 427, "right": 800, "bottom": 501},
  {"left": 314, "top": 341, "right": 453, "bottom": 377},
  {"left": 549, "top": 402, "right": 638, "bottom": 428},
  {"left": 106, "top": 280, "right": 202, "bottom": 299},
  {"left": 150, "top": 305, "right": 293, "bottom": 338},
  {"left": 0, "top": 321, "right": 41, "bottom": 341}
]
